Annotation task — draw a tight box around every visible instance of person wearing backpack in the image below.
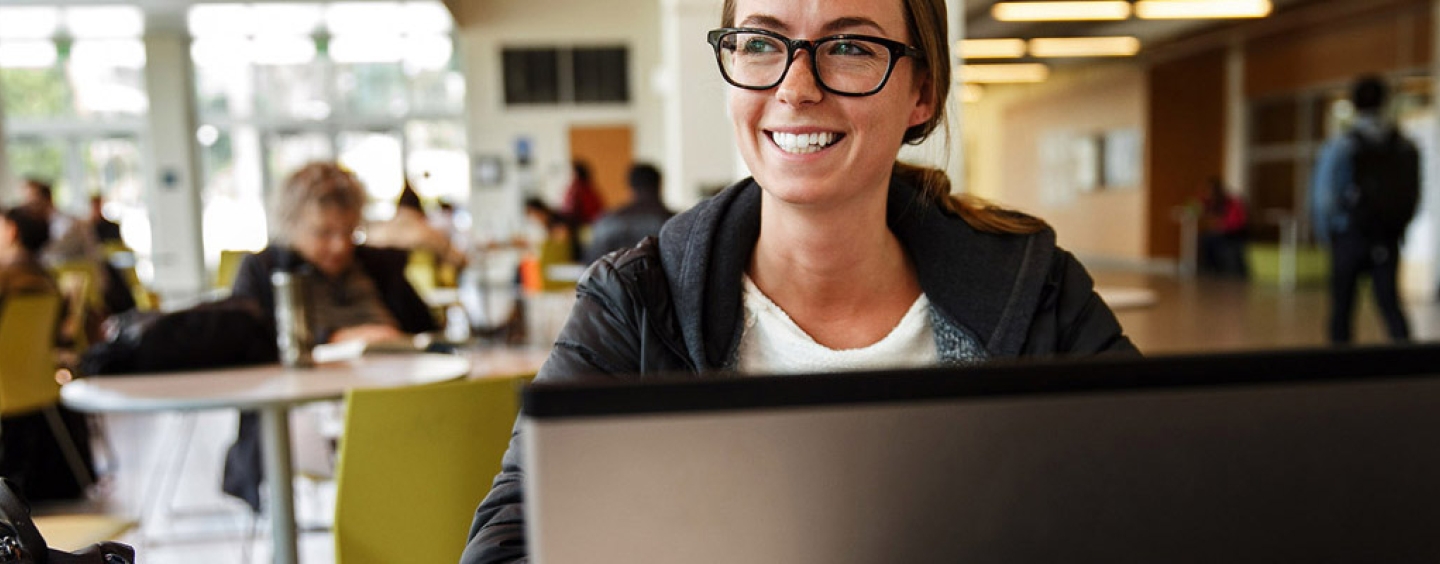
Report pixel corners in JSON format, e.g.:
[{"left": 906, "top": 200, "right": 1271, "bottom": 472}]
[{"left": 1310, "top": 75, "right": 1420, "bottom": 344}]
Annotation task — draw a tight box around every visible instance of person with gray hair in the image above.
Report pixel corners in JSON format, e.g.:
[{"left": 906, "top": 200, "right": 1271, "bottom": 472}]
[{"left": 222, "top": 161, "right": 437, "bottom": 511}]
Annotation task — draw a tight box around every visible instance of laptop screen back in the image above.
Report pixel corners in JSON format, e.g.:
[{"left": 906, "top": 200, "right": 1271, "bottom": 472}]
[{"left": 522, "top": 346, "right": 1440, "bottom": 563}]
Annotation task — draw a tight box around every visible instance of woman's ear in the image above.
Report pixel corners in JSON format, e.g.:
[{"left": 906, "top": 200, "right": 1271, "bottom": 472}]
[{"left": 907, "top": 76, "right": 936, "bottom": 129}]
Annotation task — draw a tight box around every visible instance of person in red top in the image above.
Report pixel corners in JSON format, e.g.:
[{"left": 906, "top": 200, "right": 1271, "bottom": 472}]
[
  {"left": 1198, "top": 177, "right": 1249, "bottom": 277},
  {"left": 559, "top": 160, "right": 604, "bottom": 225}
]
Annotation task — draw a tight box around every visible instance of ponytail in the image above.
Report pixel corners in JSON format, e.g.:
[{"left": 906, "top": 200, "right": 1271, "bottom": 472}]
[{"left": 892, "top": 161, "right": 1048, "bottom": 235}]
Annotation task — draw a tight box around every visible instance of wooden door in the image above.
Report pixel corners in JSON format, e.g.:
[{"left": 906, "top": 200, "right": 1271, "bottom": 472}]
[{"left": 568, "top": 125, "right": 633, "bottom": 210}]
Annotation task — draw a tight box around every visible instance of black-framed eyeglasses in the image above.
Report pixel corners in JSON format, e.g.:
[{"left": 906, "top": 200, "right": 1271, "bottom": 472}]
[{"left": 706, "top": 27, "right": 925, "bottom": 97}]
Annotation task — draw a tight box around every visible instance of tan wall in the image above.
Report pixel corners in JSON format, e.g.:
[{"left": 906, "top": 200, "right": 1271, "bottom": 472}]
[{"left": 965, "top": 63, "right": 1149, "bottom": 261}]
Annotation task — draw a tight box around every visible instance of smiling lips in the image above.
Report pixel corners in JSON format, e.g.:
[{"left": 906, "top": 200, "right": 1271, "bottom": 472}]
[{"left": 769, "top": 131, "right": 844, "bottom": 154}]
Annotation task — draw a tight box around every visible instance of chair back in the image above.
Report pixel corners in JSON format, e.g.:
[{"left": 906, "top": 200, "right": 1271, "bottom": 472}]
[
  {"left": 333, "top": 373, "right": 532, "bottom": 564},
  {"left": 405, "top": 249, "right": 438, "bottom": 297},
  {"left": 0, "top": 293, "right": 62, "bottom": 415},
  {"left": 215, "top": 250, "right": 252, "bottom": 291}
]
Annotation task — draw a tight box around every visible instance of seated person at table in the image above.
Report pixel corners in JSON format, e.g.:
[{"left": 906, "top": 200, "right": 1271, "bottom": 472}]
[
  {"left": 0, "top": 206, "right": 95, "bottom": 502},
  {"left": 366, "top": 182, "right": 468, "bottom": 272},
  {"left": 222, "top": 161, "right": 438, "bottom": 511}
]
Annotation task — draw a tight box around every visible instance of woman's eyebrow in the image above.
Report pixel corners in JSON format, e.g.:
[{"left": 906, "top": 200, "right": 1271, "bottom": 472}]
[
  {"left": 820, "top": 16, "right": 886, "bottom": 36},
  {"left": 738, "top": 14, "right": 788, "bottom": 33},
  {"left": 736, "top": 14, "right": 888, "bottom": 37}
]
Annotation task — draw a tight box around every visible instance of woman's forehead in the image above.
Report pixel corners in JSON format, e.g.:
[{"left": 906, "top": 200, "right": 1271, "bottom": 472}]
[{"left": 732, "top": 0, "right": 909, "bottom": 38}]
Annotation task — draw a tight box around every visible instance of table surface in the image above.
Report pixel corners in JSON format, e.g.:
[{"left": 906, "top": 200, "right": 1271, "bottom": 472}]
[{"left": 60, "top": 353, "right": 473, "bottom": 413}]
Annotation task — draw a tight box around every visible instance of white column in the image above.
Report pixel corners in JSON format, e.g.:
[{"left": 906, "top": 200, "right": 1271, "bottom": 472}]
[
  {"left": 659, "top": 0, "right": 736, "bottom": 208},
  {"left": 1430, "top": 0, "right": 1440, "bottom": 298},
  {"left": 142, "top": 30, "right": 207, "bottom": 298},
  {"left": 1223, "top": 37, "right": 1246, "bottom": 196}
]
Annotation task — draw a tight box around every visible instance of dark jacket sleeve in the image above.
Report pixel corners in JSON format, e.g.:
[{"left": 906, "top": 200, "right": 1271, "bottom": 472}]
[
  {"left": 1022, "top": 250, "right": 1139, "bottom": 356},
  {"left": 230, "top": 250, "right": 276, "bottom": 315},
  {"left": 460, "top": 249, "right": 664, "bottom": 564},
  {"left": 356, "top": 246, "right": 439, "bottom": 334},
  {"left": 234, "top": 246, "right": 438, "bottom": 335}
]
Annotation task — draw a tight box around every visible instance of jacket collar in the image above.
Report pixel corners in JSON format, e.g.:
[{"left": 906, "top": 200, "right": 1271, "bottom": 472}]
[{"left": 658, "top": 177, "right": 1055, "bottom": 370}]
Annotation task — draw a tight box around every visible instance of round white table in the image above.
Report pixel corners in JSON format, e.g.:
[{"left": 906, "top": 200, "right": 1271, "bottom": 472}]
[{"left": 61, "top": 353, "right": 472, "bottom": 564}]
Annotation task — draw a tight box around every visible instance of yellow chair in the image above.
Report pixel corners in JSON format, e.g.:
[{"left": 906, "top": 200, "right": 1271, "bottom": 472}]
[
  {"left": 0, "top": 293, "right": 92, "bottom": 489},
  {"left": 333, "top": 374, "right": 532, "bottom": 564},
  {"left": 405, "top": 249, "right": 439, "bottom": 297},
  {"left": 215, "top": 250, "right": 252, "bottom": 291}
]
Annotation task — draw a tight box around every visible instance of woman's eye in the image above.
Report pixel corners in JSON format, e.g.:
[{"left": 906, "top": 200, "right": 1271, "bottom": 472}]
[
  {"left": 741, "top": 38, "right": 779, "bottom": 53},
  {"left": 827, "top": 41, "right": 876, "bottom": 57}
]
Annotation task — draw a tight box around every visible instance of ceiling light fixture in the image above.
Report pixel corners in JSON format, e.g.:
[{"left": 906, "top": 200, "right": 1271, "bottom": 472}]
[
  {"left": 991, "top": 1, "right": 1131, "bottom": 21},
  {"left": 959, "top": 39, "right": 1027, "bottom": 59},
  {"left": 1134, "top": 0, "right": 1273, "bottom": 19},
  {"left": 1028, "top": 36, "right": 1141, "bottom": 58},
  {"left": 961, "top": 63, "right": 1051, "bottom": 84}
]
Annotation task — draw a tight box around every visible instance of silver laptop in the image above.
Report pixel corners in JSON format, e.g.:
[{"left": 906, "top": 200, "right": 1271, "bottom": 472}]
[{"left": 524, "top": 346, "right": 1440, "bottom": 563}]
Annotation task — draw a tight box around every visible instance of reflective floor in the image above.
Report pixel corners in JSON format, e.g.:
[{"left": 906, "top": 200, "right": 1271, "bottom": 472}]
[{"left": 34, "top": 269, "right": 1440, "bottom": 563}]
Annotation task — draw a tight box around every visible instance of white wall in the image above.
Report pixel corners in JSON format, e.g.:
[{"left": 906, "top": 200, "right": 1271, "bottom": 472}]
[
  {"left": 452, "top": 0, "right": 666, "bottom": 236},
  {"left": 964, "top": 63, "right": 1150, "bottom": 262}
]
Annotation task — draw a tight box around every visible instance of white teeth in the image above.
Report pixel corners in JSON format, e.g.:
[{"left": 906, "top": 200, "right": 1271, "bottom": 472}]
[{"left": 771, "top": 131, "right": 838, "bottom": 154}]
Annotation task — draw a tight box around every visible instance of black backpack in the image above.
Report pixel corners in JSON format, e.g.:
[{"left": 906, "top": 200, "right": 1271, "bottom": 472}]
[{"left": 1342, "top": 128, "right": 1420, "bottom": 240}]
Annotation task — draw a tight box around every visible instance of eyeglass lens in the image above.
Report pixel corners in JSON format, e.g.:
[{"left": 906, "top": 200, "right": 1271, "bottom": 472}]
[{"left": 717, "top": 31, "right": 895, "bottom": 95}]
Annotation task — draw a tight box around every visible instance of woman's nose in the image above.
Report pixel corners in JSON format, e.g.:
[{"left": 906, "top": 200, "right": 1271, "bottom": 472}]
[{"left": 775, "top": 51, "right": 823, "bottom": 106}]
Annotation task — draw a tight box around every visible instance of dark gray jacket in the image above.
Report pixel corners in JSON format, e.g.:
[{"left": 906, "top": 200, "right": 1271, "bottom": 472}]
[{"left": 460, "top": 178, "right": 1137, "bottom": 563}]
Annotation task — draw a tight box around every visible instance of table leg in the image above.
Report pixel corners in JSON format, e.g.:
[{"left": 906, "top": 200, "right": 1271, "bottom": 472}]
[{"left": 260, "top": 405, "right": 299, "bottom": 564}]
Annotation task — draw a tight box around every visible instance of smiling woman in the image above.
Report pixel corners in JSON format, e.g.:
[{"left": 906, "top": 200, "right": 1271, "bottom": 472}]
[{"left": 460, "top": 0, "right": 1136, "bottom": 561}]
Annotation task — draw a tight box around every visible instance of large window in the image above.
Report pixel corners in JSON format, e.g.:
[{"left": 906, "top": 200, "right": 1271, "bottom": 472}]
[
  {"left": 189, "top": 1, "right": 468, "bottom": 267},
  {"left": 0, "top": 5, "right": 150, "bottom": 264}
]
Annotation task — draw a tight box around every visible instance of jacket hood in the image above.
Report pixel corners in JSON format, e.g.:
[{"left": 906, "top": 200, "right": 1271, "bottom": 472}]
[{"left": 657, "top": 177, "right": 1057, "bottom": 370}]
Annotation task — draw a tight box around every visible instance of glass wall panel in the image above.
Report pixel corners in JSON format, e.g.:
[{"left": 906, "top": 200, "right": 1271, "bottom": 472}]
[
  {"left": 4, "top": 137, "right": 69, "bottom": 200},
  {"left": 266, "top": 131, "right": 333, "bottom": 193},
  {"left": 335, "top": 61, "right": 408, "bottom": 117},
  {"left": 405, "top": 120, "right": 467, "bottom": 202},
  {"left": 337, "top": 130, "right": 403, "bottom": 218},
  {"left": 0, "top": 64, "right": 72, "bottom": 119}
]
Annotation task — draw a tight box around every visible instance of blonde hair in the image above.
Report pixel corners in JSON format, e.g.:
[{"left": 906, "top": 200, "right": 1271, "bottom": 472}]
[
  {"left": 271, "top": 162, "right": 367, "bottom": 243},
  {"left": 720, "top": 0, "right": 1045, "bottom": 235}
]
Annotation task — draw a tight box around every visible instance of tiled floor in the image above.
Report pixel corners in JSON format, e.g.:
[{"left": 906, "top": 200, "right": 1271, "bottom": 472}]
[{"left": 33, "top": 270, "right": 1440, "bottom": 563}]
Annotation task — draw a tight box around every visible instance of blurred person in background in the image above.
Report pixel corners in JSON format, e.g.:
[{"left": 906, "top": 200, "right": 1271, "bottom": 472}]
[
  {"left": 366, "top": 182, "right": 468, "bottom": 271},
  {"left": 22, "top": 179, "right": 133, "bottom": 318},
  {"left": 89, "top": 194, "right": 122, "bottom": 244},
  {"left": 0, "top": 205, "right": 95, "bottom": 503},
  {"left": 0, "top": 206, "right": 57, "bottom": 299},
  {"left": 1196, "top": 177, "right": 1248, "bottom": 278},
  {"left": 21, "top": 178, "right": 98, "bottom": 267},
  {"left": 559, "top": 160, "right": 604, "bottom": 226},
  {"left": 1310, "top": 75, "right": 1419, "bottom": 344},
  {"left": 223, "top": 161, "right": 438, "bottom": 511},
  {"left": 584, "top": 163, "right": 674, "bottom": 263}
]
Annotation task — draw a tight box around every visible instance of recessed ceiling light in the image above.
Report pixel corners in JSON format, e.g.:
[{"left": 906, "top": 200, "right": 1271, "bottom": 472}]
[
  {"left": 992, "top": 1, "right": 1131, "bottom": 21},
  {"left": 961, "top": 63, "right": 1050, "bottom": 84},
  {"left": 1134, "top": 0, "right": 1273, "bottom": 19},
  {"left": 1028, "top": 37, "right": 1142, "bottom": 58},
  {"left": 959, "top": 39, "right": 1028, "bottom": 59}
]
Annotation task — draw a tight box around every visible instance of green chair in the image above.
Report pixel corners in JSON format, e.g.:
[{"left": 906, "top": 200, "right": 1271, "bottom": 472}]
[
  {"left": 0, "top": 293, "right": 92, "bottom": 489},
  {"left": 333, "top": 373, "right": 533, "bottom": 564}
]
